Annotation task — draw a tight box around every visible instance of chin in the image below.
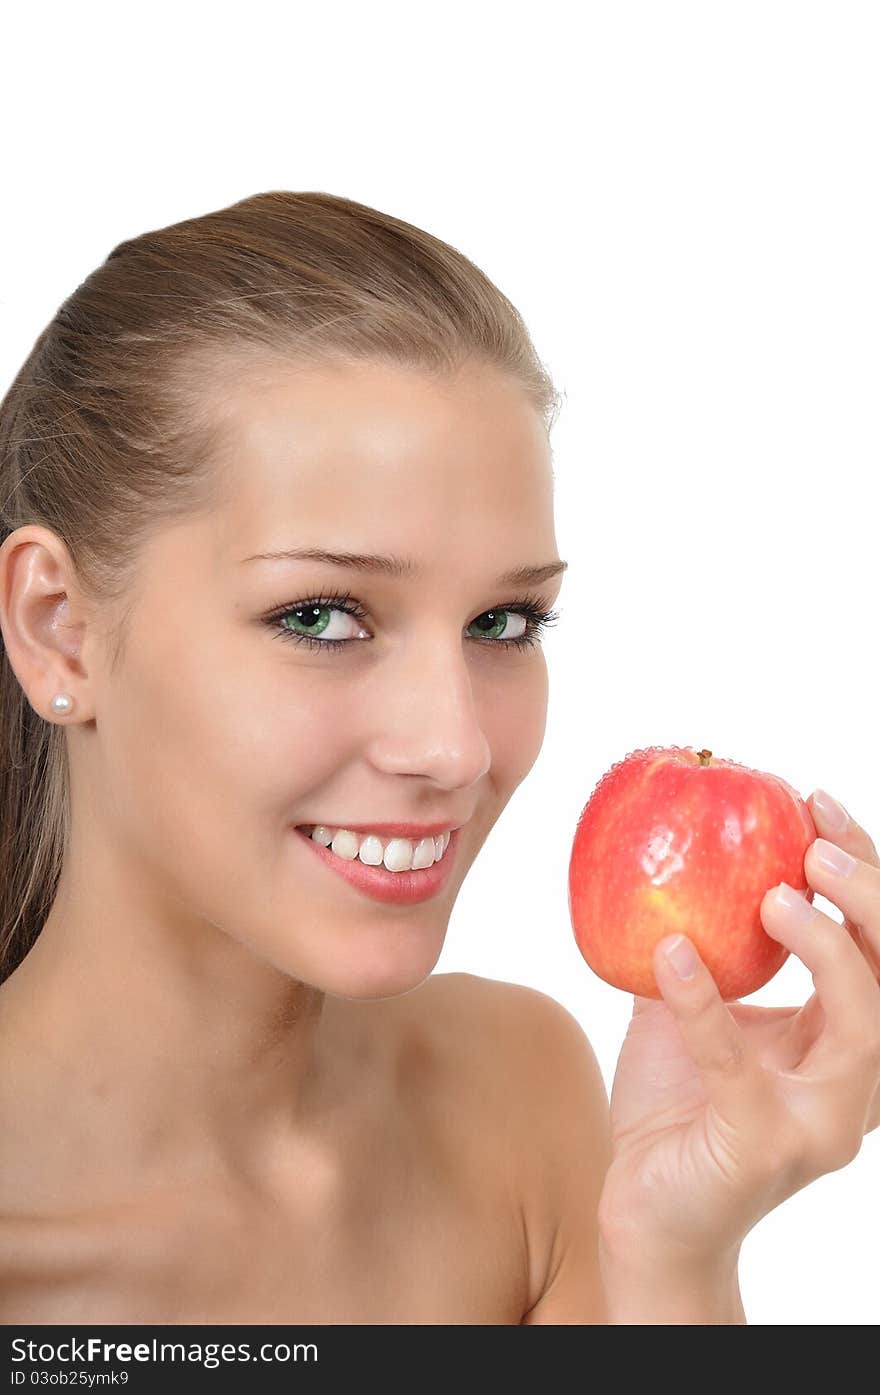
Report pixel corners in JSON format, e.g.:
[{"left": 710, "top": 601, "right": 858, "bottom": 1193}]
[
  {"left": 244, "top": 927, "right": 442, "bottom": 1003},
  {"left": 318, "top": 946, "right": 442, "bottom": 1002}
]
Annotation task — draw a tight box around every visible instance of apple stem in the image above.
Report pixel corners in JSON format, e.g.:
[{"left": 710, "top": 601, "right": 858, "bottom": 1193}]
[{"left": 697, "top": 749, "right": 713, "bottom": 765}]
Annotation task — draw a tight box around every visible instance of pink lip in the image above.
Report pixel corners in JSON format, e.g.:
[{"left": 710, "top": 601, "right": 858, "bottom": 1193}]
[{"left": 293, "top": 825, "right": 460, "bottom": 905}]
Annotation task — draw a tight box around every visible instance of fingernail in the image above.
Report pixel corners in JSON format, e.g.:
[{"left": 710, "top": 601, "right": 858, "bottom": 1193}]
[
  {"left": 812, "top": 788, "right": 849, "bottom": 833},
  {"left": 812, "top": 838, "right": 856, "bottom": 878},
  {"left": 774, "top": 882, "right": 816, "bottom": 921},
  {"left": 664, "top": 934, "right": 698, "bottom": 980}
]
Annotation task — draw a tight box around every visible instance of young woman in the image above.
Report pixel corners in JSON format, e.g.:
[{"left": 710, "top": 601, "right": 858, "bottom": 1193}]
[{"left": 0, "top": 192, "right": 877, "bottom": 1324}]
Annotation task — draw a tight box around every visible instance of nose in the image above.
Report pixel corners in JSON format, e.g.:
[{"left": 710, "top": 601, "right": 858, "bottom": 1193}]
[{"left": 362, "top": 632, "right": 492, "bottom": 789}]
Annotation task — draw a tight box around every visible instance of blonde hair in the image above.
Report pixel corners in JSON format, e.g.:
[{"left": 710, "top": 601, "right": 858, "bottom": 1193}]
[{"left": 0, "top": 190, "right": 562, "bottom": 984}]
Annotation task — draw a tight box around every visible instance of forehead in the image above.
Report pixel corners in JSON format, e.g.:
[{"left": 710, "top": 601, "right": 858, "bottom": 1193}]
[{"left": 204, "top": 356, "right": 555, "bottom": 558}]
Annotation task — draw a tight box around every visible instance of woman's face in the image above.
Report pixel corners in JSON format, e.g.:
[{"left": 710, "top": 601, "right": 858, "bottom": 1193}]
[{"left": 90, "top": 357, "right": 565, "bottom": 999}]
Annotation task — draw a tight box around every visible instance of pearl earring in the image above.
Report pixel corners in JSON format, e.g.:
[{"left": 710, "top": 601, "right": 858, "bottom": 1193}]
[{"left": 50, "top": 693, "right": 74, "bottom": 716}]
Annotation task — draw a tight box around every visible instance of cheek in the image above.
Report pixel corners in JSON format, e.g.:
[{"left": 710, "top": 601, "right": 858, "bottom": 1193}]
[
  {"left": 479, "top": 658, "right": 549, "bottom": 778},
  {"left": 101, "top": 627, "right": 320, "bottom": 869}
]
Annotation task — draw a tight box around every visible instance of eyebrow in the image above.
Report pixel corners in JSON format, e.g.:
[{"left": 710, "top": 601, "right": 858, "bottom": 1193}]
[{"left": 239, "top": 548, "right": 568, "bottom": 588}]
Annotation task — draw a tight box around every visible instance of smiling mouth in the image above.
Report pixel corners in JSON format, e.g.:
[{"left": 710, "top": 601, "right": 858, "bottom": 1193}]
[
  {"left": 292, "top": 824, "right": 460, "bottom": 905},
  {"left": 295, "top": 824, "right": 453, "bottom": 872}
]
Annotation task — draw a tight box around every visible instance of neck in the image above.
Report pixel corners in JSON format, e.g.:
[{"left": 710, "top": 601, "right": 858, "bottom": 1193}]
[{"left": 0, "top": 860, "right": 355, "bottom": 1207}]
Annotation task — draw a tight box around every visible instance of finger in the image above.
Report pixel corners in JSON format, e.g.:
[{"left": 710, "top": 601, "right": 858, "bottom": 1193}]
[
  {"left": 851, "top": 923, "right": 880, "bottom": 980},
  {"left": 805, "top": 838, "right": 880, "bottom": 972},
  {"left": 761, "top": 882, "right": 880, "bottom": 1068},
  {"left": 652, "top": 935, "right": 762, "bottom": 1121},
  {"left": 808, "top": 790, "right": 879, "bottom": 871},
  {"left": 807, "top": 791, "right": 879, "bottom": 954}
]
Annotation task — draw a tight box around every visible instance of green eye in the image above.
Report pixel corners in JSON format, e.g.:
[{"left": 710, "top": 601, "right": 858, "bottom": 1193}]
[
  {"left": 263, "top": 591, "right": 560, "bottom": 653},
  {"left": 466, "top": 609, "right": 526, "bottom": 643},
  {"left": 280, "top": 604, "right": 335, "bottom": 640}
]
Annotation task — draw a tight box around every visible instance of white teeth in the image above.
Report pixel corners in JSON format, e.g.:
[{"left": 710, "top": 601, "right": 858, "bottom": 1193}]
[
  {"left": 358, "top": 834, "right": 385, "bottom": 867},
  {"left": 384, "top": 837, "right": 415, "bottom": 870},
  {"left": 329, "top": 829, "right": 360, "bottom": 861},
  {"left": 408, "top": 837, "right": 436, "bottom": 872},
  {"left": 306, "top": 825, "right": 452, "bottom": 873}
]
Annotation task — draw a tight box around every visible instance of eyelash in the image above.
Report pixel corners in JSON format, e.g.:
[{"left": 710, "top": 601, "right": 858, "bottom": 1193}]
[{"left": 261, "top": 586, "right": 561, "bottom": 654}]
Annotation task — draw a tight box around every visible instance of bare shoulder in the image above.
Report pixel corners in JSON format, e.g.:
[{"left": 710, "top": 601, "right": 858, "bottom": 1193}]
[
  {"left": 388, "top": 969, "right": 592, "bottom": 1087},
  {"left": 394, "top": 971, "right": 612, "bottom": 1323},
  {"left": 400, "top": 969, "right": 602, "bottom": 1083}
]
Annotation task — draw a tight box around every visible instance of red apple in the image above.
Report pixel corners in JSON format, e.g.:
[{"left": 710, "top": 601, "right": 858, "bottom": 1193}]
[{"left": 568, "top": 745, "right": 817, "bottom": 1000}]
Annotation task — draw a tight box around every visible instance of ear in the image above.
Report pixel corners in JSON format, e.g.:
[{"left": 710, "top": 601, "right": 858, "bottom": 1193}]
[{"left": 0, "top": 525, "right": 88, "bottom": 719}]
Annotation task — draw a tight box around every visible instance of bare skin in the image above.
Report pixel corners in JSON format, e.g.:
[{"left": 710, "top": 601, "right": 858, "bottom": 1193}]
[
  {"left": 0, "top": 357, "right": 605, "bottom": 1324},
  {"left": 0, "top": 972, "right": 563, "bottom": 1324}
]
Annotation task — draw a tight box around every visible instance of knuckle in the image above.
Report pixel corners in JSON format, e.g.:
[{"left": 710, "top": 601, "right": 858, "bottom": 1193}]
[
  {"left": 686, "top": 976, "right": 718, "bottom": 1013},
  {"left": 709, "top": 1036, "right": 746, "bottom": 1078},
  {"left": 684, "top": 994, "right": 747, "bottom": 1077}
]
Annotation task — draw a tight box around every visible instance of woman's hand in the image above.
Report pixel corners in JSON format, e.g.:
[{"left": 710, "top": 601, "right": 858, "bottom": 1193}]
[{"left": 596, "top": 788, "right": 880, "bottom": 1266}]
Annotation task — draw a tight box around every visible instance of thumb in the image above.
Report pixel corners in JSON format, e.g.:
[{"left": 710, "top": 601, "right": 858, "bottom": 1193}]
[
  {"left": 631, "top": 993, "right": 662, "bottom": 1017},
  {"left": 653, "top": 934, "right": 755, "bottom": 1119}
]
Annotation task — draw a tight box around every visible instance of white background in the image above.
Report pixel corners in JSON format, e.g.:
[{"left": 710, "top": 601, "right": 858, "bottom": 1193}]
[{"left": 2, "top": 0, "right": 877, "bottom": 1325}]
